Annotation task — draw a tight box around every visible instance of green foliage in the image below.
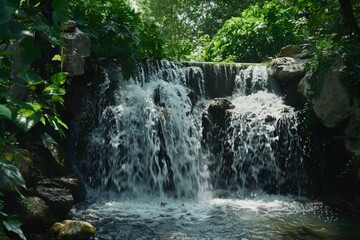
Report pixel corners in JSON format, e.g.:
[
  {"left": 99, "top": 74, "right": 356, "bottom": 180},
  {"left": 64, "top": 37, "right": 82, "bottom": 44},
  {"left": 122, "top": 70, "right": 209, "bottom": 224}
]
[
  {"left": 0, "top": 159, "right": 26, "bottom": 240},
  {"left": 0, "top": 0, "right": 69, "bottom": 139},
  {"left": 137, "top": 0, "right": 266, "bottom": 60},
  {"left": 202, "top": 1, "right": 298, "bottom": 62},
  {"left": 0, "top": 1, "right": 71, "bottom": 238},
  {"left": 69, "top": 0, "right": 164, "bottom": 78}
]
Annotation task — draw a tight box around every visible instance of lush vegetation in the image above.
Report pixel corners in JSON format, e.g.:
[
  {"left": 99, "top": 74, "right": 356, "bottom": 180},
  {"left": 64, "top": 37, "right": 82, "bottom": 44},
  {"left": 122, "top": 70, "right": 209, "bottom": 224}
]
[
  {"left": 202, "top": 2, "right": 299, "bottom": 62},
  {"left": 0, "top": 0, "right": 359, "bottom": 238},
  {"left": 136, "top": 0, "right": 265, "bottom": 59},
  {"left": 0, "top": 0, "right": 71, "bottom": 237},
  {"left": 0, "top": 0, "right": 164, "bottom": 238},
  {"left": 69, "top": 0, "right": 164, "bottom": 78}
]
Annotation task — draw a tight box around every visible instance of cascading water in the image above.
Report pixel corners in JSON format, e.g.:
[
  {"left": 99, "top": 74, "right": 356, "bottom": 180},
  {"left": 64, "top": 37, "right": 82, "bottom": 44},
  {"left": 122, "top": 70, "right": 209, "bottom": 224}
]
[{"left": 70, "top": 60, "right": 359, "bottom": 239}]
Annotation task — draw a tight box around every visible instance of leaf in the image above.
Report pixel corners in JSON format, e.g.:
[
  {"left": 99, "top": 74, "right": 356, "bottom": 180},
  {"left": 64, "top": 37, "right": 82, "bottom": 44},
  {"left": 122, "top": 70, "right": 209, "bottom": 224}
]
[
  {"left": 32, "top": 14, "right": 51, "bottom": 34},
  {"left": 52, "top": 54, "right": 62, "bottom": 62},
  {"left": 19, "top": 36, "right": 41, "bottom": 65},
  {"left": 0, "top": 105, "right": 11, "bottom": 120},
  {"left": 50, "top": 72, "right": 67, "bottom": 85},
  {"left": 51, "top": 95, "right": 64, "bottom": 104},
  {"left": 52, "top": 0, "right": 69, "bottom": 24},
  {"left": 3, "top": 216, "right": 26, "bottom": 240},
  {"left": 7, "top": 21, "right": 28, "bottom": 40},
  {"left": 0, "top": 160, "right": 26, "bottom": 189},
  {"left": 17, "top": 71, "right": 44, "bottom": 85},
  {"left": 11, "top": 106, "right": 42, "bottom": 132},
  {"left": 43, "top": 84, "right": 65, "bottom": 96},
  {"left": 0, "top": 0, "right": 19, "bottom": 25},
  {"left": 41, "top": 133, "right": 62, "bottom": 165},
  {"left": 45, "top": 114, "right": 66, "bottom": 137}
]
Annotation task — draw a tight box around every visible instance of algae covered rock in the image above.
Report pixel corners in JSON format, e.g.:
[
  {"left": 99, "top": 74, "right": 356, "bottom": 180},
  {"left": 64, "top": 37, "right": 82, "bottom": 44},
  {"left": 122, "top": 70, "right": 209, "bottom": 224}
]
[
  {"left": 51, "top": 220, "right": 95, "bottom": 240},
  {"left": 20, "top": 196, "right": 58, "bottom": 232}
]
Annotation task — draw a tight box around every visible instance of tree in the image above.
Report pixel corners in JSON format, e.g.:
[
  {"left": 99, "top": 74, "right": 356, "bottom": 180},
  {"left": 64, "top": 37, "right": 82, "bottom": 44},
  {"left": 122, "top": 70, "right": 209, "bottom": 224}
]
[
  {"left": 338, "top": 0, "right": 360, "bottom": 36},
  {"left": 136, "top": 0, "right": 265, "bottom": 59}
]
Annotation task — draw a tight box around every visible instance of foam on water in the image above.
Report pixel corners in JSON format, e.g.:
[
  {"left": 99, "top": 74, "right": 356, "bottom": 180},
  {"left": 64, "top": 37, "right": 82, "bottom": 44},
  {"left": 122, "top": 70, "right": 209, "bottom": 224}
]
[{"left": 71, "top": 190, "right": 356, "bottom": 240}]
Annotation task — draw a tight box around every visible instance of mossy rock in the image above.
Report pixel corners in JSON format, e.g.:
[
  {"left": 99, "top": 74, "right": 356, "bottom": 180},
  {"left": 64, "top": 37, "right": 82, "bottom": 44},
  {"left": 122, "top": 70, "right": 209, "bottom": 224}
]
[{"left": 51, "top": 220, "right": 95, "bottom": 240}]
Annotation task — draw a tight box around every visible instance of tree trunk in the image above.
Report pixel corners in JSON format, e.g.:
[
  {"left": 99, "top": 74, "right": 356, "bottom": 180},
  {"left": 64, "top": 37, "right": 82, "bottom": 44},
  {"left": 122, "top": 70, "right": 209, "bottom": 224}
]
[{"left": 338, "top": 0, "right": 360, "bottom": 36}]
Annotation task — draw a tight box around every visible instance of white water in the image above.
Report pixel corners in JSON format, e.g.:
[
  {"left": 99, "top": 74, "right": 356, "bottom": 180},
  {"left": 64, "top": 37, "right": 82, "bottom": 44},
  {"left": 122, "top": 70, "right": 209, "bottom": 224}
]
[{"left": 71, "top": 61, "right": 358, "bottom": 239}]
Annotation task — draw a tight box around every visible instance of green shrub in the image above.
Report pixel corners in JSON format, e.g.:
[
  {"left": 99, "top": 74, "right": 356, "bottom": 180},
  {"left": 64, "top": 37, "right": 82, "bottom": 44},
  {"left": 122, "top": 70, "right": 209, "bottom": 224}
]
[
  {"left": 201, "top": 1, "right": 298, "bottom": 62},
  {"left": 69, "top": 0, "right": 164, "bottom": 78}
]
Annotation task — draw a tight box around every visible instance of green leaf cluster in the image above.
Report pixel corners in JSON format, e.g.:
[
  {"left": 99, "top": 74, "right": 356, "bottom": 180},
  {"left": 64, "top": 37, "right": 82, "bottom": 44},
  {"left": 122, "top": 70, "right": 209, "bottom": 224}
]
[
  {"left": 0, "top": 159, "right": 26, "bottom": 240},
  {"left": 69, "top": 0, "right": 164, "bottom": 78},
  {"left": 201, "top": 1, "right": 298, "bottom": 62},
  {"left": 0, "top": 1, "right": 71, "bottom": 238},
  {"left": 136, "top": 0, "right": 265, "bottom": 60}
]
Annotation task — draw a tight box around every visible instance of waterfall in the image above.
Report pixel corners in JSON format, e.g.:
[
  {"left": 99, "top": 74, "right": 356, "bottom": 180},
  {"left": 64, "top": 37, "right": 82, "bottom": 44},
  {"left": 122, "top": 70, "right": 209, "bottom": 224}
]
[
  {"left": 72, "top": 60, "right": 305, "bottom": 198},
  {"left": 70, "top": 61, "right": 360, "bottom": 240}
]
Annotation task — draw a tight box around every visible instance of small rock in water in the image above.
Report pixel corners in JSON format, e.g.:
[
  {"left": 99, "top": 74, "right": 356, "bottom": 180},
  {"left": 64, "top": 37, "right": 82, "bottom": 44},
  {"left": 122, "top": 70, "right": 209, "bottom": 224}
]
[
  {"left": 51, "top": 220, "right": 95, "bottom": 240},
  {"left": 264, "top": 115, "right": 276, "bottom": 123}
]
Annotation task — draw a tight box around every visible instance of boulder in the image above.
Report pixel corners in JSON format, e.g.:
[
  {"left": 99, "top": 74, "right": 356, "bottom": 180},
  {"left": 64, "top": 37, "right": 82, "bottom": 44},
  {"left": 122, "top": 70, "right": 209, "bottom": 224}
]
[
  {"left": 267, "top": 57, "right": 306, "bottom": 82},
  {"left": 63, "top": 24, "right": 91, "bottom": 77},
  {"left": 279, "top": 44, "right": 311, "bottom": 59},
  {"left": 207, "top": 98, "right": 234, "bottom": 124},
  {"left": 51, "top": 177, "right": 86, "bottom": 203},
  {"left": 279, "top": 45, "right": 301, "bottom": 57},
  {"left": 51, "top": 220, "right": 95, "bottom": 240},
  {"left": 312, "top": 59, "right": 350, "bottom": 127},
  {"left": 37, "top": 180, "right": 74, "bottom": 218},
  {"left": 20, "top": 196, "right": 58, "bottom": 232}
]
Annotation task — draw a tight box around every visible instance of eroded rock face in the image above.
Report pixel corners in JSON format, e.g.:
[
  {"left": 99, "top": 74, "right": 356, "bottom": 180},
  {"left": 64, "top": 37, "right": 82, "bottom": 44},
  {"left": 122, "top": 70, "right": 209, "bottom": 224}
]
[
  {"left": 64, "top": 26, "right": 91, "bottom": 77},
  {"left": 51, "top": 220, "right": 95, "bottom": 240},
  {"left": 267, "top": 57, "right": 306, "bottom": 82},
  {"left": 312, "top": 59, "right": 350, "bottom": 128}
]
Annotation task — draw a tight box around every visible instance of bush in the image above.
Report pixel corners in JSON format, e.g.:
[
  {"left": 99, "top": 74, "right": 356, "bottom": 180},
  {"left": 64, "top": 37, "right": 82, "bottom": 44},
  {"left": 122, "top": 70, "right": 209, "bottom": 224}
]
[
  {"left": 69, "top": 0, "right": 164, "bottom": 78},
  {"left": 201, "top": 2, "right": 300, "bottom": 62}
]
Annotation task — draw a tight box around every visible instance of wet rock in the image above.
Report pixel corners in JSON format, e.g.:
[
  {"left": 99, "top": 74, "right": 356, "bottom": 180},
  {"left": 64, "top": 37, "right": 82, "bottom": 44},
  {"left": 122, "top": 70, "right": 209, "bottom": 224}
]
[
  {"left": 51, "top": 220, "right": 95, "bottom": 240},
  {"left": 51, "top": 177, "right": 86, "bottom": 203},
  {"left": 20, "top": 196, "right": 58, "bottom": 232},
  {"left": 312, "top": 59, "right": 349, "bottom": 127},
  {"left": 213, "top": 189, "right": 230, "bottom": 198},
  {"left": 207, "top": 98, "right": 234, "bottom": 124},
  {"left": 264, "top": 115, "right": 276, "bottom": 123},
  {"left": 267, "top": 57, "right": 306, "bottom": 82},
  {"left": 37, "top": 180, "right": 74, "bottom": 218}
]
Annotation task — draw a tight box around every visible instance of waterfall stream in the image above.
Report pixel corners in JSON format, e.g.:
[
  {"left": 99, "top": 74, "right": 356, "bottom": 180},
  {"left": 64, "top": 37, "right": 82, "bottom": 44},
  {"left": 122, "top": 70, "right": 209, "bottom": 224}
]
[{"left": 70, "top": 60, "right": 359, "bottom": 239}]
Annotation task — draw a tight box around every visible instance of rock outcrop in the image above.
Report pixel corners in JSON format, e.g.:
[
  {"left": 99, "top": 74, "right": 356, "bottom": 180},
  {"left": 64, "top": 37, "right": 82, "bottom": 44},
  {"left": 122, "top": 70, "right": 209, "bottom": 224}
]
[
  {"left": 63, "top": 21, "right": 91, "bottom": 77},
  {"left": 311, "top": 59, "right": 350, "bottom": 127},
  {"left": 267, "top": 57, "right": 306, "bottom": 82},
  {"left": 268, "top": 45, "right": 350, "bottom": 128},
  {"left": 36, "top": 177, "right": 85, "bottom": 218}
]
